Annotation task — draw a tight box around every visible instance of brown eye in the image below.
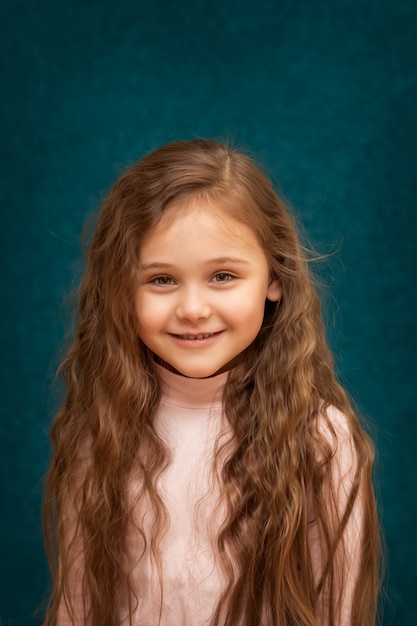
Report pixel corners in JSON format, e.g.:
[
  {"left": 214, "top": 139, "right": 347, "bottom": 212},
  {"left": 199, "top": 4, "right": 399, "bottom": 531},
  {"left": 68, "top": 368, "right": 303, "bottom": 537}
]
[
  {"left": 153, "top": 276, "right": 175, "bottom": 285},
  {"left": 213, "top": 273, "right": 233, "bottom": 283}
]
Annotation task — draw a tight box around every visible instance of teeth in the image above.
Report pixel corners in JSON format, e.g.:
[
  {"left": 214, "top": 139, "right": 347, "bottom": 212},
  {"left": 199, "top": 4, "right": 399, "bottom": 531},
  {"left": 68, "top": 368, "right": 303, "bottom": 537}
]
[{"left": 179, "top": 333, "right": 214, "bottom": 339}]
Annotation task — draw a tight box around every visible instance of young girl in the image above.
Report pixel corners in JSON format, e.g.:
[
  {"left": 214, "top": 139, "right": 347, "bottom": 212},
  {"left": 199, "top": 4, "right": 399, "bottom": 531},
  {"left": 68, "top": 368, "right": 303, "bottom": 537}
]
[{"left": 43, "top": 140, "right": 381, "bottom": 626}]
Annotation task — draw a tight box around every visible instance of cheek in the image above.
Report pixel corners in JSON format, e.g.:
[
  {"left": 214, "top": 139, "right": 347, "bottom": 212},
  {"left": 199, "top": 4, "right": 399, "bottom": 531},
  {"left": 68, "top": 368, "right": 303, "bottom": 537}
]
[
  {"left": 135, "top": 295, "right": 156, "bottom": 336},
  {"left": 235, "top": 293, "right": 269, "bottom": 336},
  {"left": 135, "top": 293, "right": 172, "bottom": 339},
  {"left": 230, "top": 286, "right": 268, "bottom": 319}
]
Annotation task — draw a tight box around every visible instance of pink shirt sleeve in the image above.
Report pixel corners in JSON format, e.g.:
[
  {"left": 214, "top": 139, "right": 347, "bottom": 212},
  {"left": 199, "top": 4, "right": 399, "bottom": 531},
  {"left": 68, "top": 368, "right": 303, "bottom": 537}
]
[
  {"left": 57, "top": 549, "right": 86, "bottom": 625},
  {"left": 308, "top": 406, "right": 364, "bottom": 625},
  {"left": 57, "top": 443, "right": 91, "bottom": 626}
]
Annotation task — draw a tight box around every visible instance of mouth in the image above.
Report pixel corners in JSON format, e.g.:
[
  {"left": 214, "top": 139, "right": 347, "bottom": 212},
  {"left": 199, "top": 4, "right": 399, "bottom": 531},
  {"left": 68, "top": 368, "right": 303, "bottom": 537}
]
[
  {"left": 169, "top": 331, "right": 223, "bottom": 343},
  {"left": 176, "top": 332, "right": 217, "bottom": 340}
]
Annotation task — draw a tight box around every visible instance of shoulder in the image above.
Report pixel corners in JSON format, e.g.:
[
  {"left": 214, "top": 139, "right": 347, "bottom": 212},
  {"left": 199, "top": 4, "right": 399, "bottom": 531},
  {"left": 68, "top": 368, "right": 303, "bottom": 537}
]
[
  {"left": 69, "top": 434, "right": 93, "bottom": 487},
  {"left": 313, "top": 405, "right": 358, "bottom": 480}
]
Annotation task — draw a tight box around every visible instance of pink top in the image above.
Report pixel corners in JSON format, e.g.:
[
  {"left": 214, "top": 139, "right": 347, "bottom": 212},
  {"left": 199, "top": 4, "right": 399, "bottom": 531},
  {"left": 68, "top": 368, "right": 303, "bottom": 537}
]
[
  {"left": 122, "top": 365, "right": 230, "bottom": 625},
  {"left": 59, "top": 366, "right": 362, "bottom": 625}
]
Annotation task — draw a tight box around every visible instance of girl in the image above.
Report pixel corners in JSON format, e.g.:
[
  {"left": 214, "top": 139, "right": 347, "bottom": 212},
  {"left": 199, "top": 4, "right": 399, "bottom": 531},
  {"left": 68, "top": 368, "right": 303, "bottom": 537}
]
[{"left": 43, "top": 139, "right": 381, "bottom": 626}]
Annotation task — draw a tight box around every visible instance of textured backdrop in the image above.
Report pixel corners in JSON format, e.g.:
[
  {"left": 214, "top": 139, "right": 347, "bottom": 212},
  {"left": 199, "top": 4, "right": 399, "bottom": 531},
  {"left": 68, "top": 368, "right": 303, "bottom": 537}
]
[{"left": 1, "top": 0, "right": 416, "bottom": 624}]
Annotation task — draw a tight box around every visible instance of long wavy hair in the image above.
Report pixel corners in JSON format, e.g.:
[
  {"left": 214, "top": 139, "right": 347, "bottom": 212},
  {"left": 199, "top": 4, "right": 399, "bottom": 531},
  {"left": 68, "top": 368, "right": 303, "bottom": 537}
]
[{"left": 43, "top": 139, "right": 381, "bottom": 625}]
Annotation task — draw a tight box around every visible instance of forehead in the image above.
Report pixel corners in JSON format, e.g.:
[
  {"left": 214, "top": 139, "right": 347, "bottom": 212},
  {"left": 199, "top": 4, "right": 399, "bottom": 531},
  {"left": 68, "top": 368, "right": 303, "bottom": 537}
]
[{"left": 140, "top": 197, "right": 264, "bottom": 258}]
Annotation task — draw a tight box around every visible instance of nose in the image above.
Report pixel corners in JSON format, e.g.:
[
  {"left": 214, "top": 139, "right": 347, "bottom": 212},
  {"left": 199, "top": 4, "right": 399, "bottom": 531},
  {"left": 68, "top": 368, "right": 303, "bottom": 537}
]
[{"left": 176, "top": 285, "right": 212, "bottom": 322}]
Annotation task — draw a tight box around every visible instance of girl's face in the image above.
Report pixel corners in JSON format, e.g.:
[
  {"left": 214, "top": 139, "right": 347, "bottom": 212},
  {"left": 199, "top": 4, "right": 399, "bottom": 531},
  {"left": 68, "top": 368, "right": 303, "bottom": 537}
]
[{"left": 135, "top": 198, "right": 281, "bottom": 378}]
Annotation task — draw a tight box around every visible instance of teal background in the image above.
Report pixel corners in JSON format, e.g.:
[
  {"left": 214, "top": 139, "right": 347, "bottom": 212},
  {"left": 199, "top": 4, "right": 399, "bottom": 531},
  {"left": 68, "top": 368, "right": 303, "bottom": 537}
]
[{"left": 1, "top": 0, "right": 416, "bottom": 624}]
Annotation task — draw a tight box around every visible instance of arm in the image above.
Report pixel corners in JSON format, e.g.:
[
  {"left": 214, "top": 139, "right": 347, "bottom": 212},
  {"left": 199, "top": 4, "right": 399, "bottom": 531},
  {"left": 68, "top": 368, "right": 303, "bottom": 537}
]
[
  {"left": 57, "top": 546, "right": 87, "bottom": 626},
  {"left": 308, "top": 406, "right": 365, "bottom": 626},
  {"left": 56, "top": 443, "right": 91, "bottom": 626}
]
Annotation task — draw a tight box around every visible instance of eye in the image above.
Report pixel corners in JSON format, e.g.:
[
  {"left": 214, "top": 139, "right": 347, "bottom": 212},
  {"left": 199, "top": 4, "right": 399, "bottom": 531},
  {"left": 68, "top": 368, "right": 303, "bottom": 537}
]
[
  {"left": 212, "top": 272, "right": 234, "bottom": 283},
  {"left": 151, "top": 276, "right": 176, "bottom": 286}
]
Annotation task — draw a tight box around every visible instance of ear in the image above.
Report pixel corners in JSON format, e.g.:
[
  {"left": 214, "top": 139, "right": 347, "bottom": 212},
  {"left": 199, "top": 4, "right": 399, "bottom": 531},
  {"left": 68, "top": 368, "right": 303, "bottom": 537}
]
[{"left": 266, "top": 277, "right": 282, "bottom": 302}]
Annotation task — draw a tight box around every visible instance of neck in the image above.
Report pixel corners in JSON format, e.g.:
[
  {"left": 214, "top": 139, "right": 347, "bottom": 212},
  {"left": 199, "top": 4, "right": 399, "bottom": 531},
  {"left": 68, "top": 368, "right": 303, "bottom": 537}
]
[{"left": 155, "top": 362, "right": 229, "bottom": 409}]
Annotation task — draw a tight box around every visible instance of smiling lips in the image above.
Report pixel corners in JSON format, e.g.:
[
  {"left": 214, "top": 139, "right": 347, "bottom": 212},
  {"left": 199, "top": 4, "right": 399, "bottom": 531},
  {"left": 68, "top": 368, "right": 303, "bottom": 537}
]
[{"left": 170, "top": 331, "right": 223, "bottom": 341}]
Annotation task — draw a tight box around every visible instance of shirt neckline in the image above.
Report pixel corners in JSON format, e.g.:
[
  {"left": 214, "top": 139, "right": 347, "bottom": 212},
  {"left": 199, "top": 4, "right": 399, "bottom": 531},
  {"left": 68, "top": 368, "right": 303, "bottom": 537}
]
[{"left": 155, "top": 363, "right": 228, "bottom": 409}]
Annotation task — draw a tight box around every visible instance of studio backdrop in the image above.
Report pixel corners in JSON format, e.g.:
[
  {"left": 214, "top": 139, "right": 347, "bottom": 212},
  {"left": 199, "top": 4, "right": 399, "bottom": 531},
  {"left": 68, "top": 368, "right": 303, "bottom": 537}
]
[{"left": 1, "top": 0, "right": 416, "bottom": 624}]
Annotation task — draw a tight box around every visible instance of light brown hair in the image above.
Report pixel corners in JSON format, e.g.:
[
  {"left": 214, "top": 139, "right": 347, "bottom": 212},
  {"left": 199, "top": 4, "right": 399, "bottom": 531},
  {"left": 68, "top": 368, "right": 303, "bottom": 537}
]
[{"left": 43, "top": 139, "right": 381, "bottom": 625}]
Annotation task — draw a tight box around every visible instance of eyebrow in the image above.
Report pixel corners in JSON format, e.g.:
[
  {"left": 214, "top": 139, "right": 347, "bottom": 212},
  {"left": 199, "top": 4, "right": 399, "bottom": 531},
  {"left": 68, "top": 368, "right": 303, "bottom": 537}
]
[{"left": 140, "top": 257, "right": 251, "bottom": 271}]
